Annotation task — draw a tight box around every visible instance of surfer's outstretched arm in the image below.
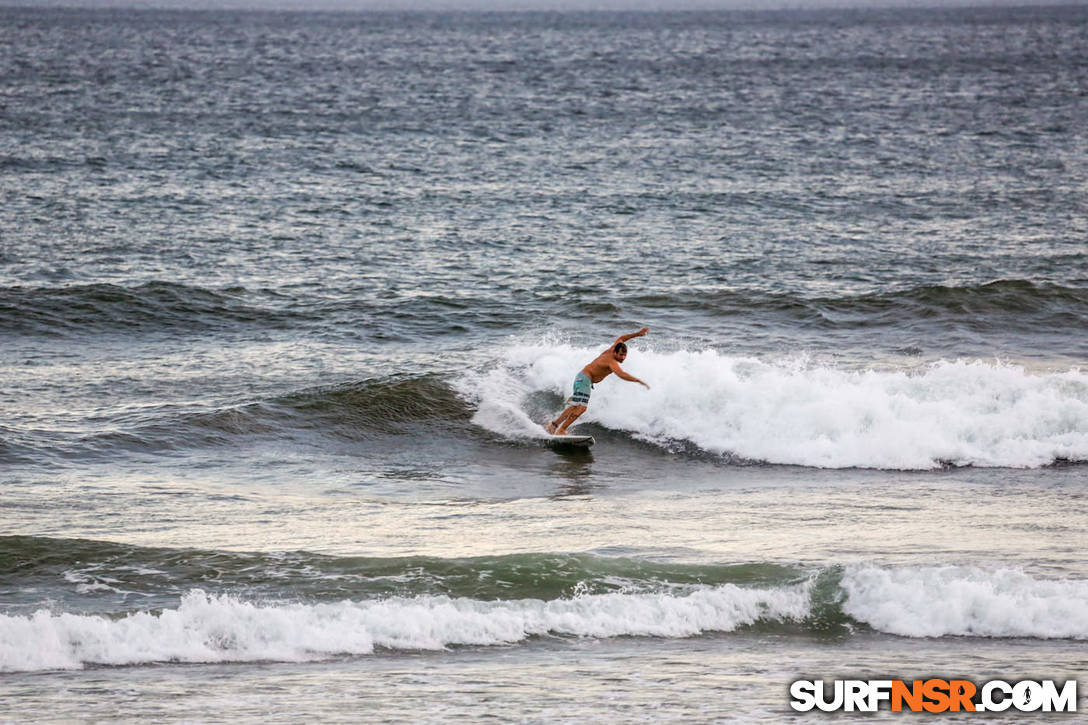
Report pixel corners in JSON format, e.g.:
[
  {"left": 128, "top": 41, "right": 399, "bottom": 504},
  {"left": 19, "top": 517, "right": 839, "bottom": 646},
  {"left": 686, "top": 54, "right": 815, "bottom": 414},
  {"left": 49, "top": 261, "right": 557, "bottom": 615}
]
[
  {"left": 612, "top": 327, "right": 649, "bottom": 347},
  {"left": 610, "top": 361, "right": 650, "bottom": 389}
]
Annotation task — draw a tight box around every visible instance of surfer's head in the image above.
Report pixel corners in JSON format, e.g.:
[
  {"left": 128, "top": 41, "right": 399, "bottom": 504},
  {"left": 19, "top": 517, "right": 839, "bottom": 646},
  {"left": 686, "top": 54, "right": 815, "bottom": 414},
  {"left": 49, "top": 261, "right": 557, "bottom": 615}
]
[{"left": 613, "top": 342, "right": 627, "bottom": 360}]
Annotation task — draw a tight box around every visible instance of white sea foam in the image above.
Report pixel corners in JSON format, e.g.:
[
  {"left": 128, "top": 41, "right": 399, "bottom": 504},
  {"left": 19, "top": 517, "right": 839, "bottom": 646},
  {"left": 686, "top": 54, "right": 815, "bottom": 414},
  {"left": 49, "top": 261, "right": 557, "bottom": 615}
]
[
  {"left": 460, "top": 343, "right": 1088, "bottom": 469},
  {"left": 841, "top": 565, "right": 1088, "bottom": 639},
  {"left": 5, "top": 566, "right": 1084, "bottom": 671},
  {"left": 0, "top": 583, "right": 809, "bottom": 672}
]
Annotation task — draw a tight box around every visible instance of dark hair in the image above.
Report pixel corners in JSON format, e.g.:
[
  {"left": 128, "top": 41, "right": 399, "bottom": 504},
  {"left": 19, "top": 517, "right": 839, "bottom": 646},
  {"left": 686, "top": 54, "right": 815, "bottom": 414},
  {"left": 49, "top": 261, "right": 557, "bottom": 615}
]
[{"left": 613, "top": 342, "right": 627, "bottom": 354}]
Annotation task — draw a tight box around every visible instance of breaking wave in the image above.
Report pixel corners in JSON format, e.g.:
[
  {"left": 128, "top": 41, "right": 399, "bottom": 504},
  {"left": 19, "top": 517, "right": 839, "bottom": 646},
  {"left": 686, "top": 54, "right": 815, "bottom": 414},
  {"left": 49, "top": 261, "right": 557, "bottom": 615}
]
[
  {"left": 462, "top": 343, "right": 1088, "bottom": 469},
  {"left": 3, "top": 549, "right": 1085, "bottom": 673}
]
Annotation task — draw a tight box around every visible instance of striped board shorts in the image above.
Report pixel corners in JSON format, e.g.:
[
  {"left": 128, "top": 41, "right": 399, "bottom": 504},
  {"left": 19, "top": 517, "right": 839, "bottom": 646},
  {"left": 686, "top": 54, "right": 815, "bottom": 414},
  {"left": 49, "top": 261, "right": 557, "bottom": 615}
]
[{"left": 569, "top": 371, "right": 593, "bottom": 406}]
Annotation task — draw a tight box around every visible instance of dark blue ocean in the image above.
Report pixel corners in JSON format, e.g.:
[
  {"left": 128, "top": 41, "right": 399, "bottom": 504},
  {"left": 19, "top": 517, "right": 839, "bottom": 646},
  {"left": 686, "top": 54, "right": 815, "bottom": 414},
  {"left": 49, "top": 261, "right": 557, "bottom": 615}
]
[{"left": 1, "top": 5, "right": 1087, "bottom": 721}]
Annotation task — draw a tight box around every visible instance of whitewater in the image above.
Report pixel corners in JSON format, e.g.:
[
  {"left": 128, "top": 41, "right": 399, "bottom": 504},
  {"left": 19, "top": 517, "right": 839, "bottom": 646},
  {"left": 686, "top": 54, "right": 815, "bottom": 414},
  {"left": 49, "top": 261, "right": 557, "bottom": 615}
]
[
  {"left": 3, "top": 5, "right": 1087, "bottom": 722},
  {"left": 4, "top": 565, "right": 1086, "bottom": 673},
  {"left": 463, "top": 343, "right": 1088, "bottom": 470}
]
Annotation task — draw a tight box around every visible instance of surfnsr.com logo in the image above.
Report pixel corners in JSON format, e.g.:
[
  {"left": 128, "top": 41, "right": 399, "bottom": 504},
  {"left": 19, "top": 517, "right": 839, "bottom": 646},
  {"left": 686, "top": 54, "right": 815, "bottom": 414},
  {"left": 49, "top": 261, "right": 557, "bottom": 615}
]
[{"left": 790, "top": 679, "right": 1078, "bottom": 713}]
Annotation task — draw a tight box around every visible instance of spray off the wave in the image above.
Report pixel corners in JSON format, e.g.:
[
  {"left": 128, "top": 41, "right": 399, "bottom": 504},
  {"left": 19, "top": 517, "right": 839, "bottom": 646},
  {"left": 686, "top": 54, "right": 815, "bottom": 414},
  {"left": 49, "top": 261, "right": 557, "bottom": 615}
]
[{"left": 461, "top": 343, "right": 1088, "bottom": 469}]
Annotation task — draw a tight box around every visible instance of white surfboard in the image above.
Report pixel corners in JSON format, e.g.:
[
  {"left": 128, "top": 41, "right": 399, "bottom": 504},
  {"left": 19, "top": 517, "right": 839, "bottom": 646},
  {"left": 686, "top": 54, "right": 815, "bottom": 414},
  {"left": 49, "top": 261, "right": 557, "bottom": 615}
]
[
  {"left": 543, "top": 434, "right": 594, "bottom": 447},
  {"left": 540, "top": 433, "right": 594, "bottom": 448}
]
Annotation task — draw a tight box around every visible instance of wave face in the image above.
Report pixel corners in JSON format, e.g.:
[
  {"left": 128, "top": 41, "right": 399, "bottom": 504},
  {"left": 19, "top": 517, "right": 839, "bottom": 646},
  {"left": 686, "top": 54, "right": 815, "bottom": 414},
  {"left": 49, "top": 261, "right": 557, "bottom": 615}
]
[
  {"left": 0, "top": 282, "right": 304, "bottom": 336},
  {"left": 2, "top": 537, "right": 1085, "bottom": 673},
  {"left": 636, "top": 280, "right": 1088, "bottom": 329},
  {"left": 5, "top": 348, "right": 1085, "bottom": 469},
  {"left": 463, "top": 344, "right": 1088, "bottom": 469},
  {"left": 0, "top": 375, "right": 476, "bottom": 463},
  {"left": 0, "top": 281, "right": 537, "bottom": 342},
  {"left": 2, "top": 281, "right": 1084, "bottom": 353}
]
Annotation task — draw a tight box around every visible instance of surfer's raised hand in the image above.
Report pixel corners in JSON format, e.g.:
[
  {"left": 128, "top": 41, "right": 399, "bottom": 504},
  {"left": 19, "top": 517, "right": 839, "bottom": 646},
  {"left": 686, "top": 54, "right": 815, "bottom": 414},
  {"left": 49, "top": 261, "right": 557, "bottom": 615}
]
[{"left": 614, "top": 327, "right": 649, "bottom": 347}]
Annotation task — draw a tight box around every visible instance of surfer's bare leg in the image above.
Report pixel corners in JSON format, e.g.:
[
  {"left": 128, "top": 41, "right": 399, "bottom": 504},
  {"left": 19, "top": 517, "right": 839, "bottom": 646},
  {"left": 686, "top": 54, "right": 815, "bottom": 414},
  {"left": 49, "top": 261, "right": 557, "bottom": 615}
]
[
  {"left": 555, "top": 405, "right": 586, "bottom": 435},
  {"left": 548, "top": 406, "right": 575, "bottom": 434},
  {"left": 548, "top": 405, "right": 580, "bottom": 434}
]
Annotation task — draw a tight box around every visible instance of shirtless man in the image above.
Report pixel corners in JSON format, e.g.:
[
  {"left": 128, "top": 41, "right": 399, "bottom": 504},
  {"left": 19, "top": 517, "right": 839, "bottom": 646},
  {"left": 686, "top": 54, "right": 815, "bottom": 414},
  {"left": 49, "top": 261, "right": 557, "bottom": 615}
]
[{"left": 546, "top": 327, "right": 651, "bottom": 435}]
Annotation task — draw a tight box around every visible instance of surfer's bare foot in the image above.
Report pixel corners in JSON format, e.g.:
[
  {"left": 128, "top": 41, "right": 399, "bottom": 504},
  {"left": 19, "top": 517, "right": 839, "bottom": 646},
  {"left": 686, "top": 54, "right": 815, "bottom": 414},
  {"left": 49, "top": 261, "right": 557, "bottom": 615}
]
[{"left": 545, "top": 422, "right": 557, "bottom": 434}]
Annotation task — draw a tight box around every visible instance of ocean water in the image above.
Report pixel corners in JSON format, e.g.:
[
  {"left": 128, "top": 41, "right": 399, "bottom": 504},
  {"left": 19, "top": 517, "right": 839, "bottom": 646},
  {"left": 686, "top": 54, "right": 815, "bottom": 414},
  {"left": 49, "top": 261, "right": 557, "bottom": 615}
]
[{"left": 1, "top": 5, "right": 1087, "bottom": 722}]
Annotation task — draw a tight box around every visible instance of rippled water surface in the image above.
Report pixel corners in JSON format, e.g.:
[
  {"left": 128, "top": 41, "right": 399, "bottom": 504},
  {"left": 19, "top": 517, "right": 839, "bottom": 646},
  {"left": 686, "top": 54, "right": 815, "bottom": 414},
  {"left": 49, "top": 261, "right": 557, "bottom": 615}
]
[{"left": 1, "top": 5, "right": 1086, "bottom": 721}]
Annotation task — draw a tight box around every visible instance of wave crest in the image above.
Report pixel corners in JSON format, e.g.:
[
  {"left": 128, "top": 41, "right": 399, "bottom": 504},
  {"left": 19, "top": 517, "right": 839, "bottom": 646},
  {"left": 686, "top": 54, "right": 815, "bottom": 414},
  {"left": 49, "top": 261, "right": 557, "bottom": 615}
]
[
  {"left": 0, "top": 583, "right": 811, "bottom": 672},
  {"left": 465, "top": 344, "right": 1088, "bottom": 469},
  {"left": 3, "top": 563, "right": 1086, "bottom": 673},
  {"left": 841, "top": 565, "right": 1088, "bottom": 639}
]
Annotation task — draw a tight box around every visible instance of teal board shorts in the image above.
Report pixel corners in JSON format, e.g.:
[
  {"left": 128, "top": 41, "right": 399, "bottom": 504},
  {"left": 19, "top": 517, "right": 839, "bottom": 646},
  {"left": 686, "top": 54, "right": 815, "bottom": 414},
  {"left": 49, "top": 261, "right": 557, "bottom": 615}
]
[{"left": 569, "top": 372, "right": 593, "bottom": 406}]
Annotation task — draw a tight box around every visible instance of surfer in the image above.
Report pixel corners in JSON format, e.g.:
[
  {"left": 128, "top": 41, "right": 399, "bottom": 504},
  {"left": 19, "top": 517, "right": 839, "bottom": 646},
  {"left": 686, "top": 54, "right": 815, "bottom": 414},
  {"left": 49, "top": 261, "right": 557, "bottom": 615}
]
[{"left": 546, "top": 327, "right": 651, "bottom": 435}]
